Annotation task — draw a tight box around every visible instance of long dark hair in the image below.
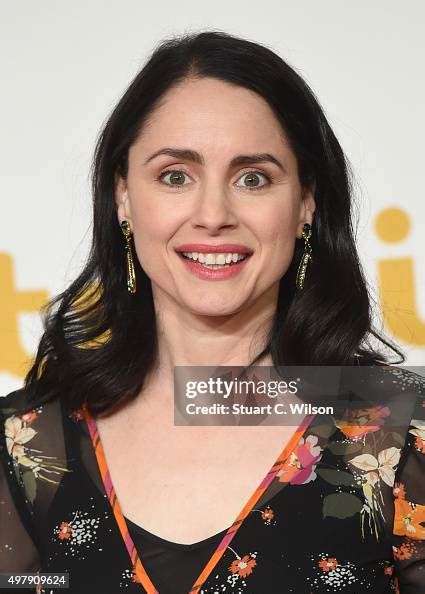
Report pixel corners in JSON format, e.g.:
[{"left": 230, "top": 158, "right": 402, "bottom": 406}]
[{"left": 23, "top": 30, "right": 404, "bottom": 417}]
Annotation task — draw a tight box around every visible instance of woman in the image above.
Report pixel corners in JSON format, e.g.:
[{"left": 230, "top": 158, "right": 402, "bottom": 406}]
[{"left": 1, "top": 30, "right": 424, "bottom": 594}]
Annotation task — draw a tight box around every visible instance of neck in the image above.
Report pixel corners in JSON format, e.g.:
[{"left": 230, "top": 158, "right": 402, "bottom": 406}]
[{"left": 152, "top": 286, "right": 277, "bottom": 369}]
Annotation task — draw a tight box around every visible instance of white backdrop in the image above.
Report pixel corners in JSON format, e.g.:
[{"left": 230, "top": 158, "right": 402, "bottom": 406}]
[{"left": 1, "top": 1, "right": 424, "bottom": 395}]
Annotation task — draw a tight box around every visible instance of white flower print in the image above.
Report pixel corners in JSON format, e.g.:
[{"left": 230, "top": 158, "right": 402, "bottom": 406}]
[{"left": 347, "top": 446, "right": 401, "bottom": 487}]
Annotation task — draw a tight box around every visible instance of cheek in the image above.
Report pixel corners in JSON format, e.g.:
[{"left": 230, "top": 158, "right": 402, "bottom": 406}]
[
  {"left": 129, "top": 199, "right": 181, "bottom": 273},
  {"left": 268, "top": 230, "right": 297, "bottom": 276},
  {"left": 258, "top": 206, "right": 299, "bottom": 274}
]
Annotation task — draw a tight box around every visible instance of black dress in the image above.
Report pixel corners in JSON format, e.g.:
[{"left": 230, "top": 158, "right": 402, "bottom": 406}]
[
  {"left": 125, "top": 517, "right": 228, "bottom": 594},
  {"left": 1, "top": 365, "right": 425, "bottom": 593}
]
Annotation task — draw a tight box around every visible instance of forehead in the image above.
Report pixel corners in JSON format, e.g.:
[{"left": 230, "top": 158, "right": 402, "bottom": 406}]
[{"left": 131, "top": 77, "right": 292, "bottom": 157}]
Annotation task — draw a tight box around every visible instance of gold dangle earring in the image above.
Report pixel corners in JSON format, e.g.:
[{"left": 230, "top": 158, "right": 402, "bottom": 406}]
[
  {"left": 120, "top": 220, "right": 136, "bottom": 294},
  {"left": 295, "top": 223, "right": 313, "bottom": 291}
]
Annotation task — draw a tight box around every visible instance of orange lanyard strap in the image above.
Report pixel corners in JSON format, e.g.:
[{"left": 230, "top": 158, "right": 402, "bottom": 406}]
[
  {"left": 82, "top": 405, "right": 315, "bottom": 594},
  {"left": 84, "top": 408, "right": 158, "bottom": 593}
]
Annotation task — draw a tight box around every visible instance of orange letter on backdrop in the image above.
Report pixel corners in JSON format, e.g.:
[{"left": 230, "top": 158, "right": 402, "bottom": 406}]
[
  {"left": 0, "top": 252, "right": 48, "bottom": 377},
  {"left": 375, "top": 207, "right": 425, "bottom": 347}
]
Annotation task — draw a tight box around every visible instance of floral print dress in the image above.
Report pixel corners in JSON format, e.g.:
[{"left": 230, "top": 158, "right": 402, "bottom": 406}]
[{"left": 1, "top": 365, "right": 425, "bottom": 594}]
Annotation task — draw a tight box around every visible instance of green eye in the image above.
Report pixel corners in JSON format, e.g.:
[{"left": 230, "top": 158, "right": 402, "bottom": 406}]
[
  {"left": 236, "top": 171, "right": 270, "bottom": 191},
  {"left": 157, "top": 169, "right": 271, "bottom": 191},
  {"left": 158, "top": 170, "right": 190, "bottom": 186}
]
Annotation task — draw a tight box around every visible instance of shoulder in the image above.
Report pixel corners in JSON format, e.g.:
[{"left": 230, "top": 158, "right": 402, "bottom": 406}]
[
  {"left": 0, "top": 388, "right": 43, "bottom": 461},
  {"left": 358, "top": 364, "right": 425, "bottom": 412},
  {"left": 380, "top": 365, "right": 425, "bottom": 417},
  {"left": 0, "top": 387, "right": 35, "bottom": 422},
  {"left": 0, "top": 386, "right": 63, "bottom": 448},
  {"left": 381, "top": 366, "right": 425, "bottom": 477},
  {"left": 380, "top": 364, "right": 425, "bottom": 393},
  {"left": 0, "top": 383, "right": 65, "bottom": 418},
  {"left": 339, "top": 364, "right": 424, "bottom": 419}
]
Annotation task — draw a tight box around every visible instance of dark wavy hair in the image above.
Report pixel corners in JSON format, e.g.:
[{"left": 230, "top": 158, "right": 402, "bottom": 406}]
[{"left": 22, "top": 29, "right": 404, "bottom": 417}]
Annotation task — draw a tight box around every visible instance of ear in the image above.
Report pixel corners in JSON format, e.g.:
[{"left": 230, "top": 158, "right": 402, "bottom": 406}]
[
  {"left": 296, "top": 182, "right": 316, "bottom": 238},
  {"left": 114, "top": 174, "right": 133, "bottom": 227}
]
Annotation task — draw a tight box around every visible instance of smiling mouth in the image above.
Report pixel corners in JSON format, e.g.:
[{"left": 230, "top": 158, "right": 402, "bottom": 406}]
[{"left": 178, "top": 252, "right": 251, "bottom": 269}]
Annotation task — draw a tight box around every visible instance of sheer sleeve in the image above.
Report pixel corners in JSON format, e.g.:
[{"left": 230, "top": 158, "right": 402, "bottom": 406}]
[
  {"left": 0, "top": 444, "right": 41, "bottom": 573},
  {"left": 392, "top": 384, "right": 425, "bottom": 593},
  {"left": 0, "top": 392, "right": 41, "bottom": 575}
]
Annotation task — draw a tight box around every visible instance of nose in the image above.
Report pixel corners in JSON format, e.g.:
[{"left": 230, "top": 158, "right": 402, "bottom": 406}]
[{"left": 190, "top": 184, "right": 238, "bottom": 233}]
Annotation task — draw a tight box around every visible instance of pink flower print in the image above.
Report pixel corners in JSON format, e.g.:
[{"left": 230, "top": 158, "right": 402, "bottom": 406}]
[
  {"left": 19, "top": 410, "right": 38, "bottom": 424},
  {"left": 276, "top": 434, "right": 322, "bottom": 485},
  {"left": 69, "top": 409, "right": 85, "bottom": 422}
]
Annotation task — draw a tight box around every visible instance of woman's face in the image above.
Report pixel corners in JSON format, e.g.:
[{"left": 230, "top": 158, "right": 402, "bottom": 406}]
[{"left": 115, "top": 76, "right": 315, "bottom": 316}]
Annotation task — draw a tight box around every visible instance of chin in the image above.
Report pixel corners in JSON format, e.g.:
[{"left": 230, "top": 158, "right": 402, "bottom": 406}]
[{"left": 186, "top": 299, "right": 246, "bottom": 318}]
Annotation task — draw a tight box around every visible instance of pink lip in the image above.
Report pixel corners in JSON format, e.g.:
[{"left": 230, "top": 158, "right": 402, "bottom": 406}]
[{"left": 174, "top": 243, "right": 253, "bottom": 254}]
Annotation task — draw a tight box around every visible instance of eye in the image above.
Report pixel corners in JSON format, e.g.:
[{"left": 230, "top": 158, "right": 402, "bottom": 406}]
[
  {"left": 157, "top": 168, "right": 272, "bottom": 191},
  {"left": 157, "top": 169, "right": 191, "bottom": 188},
  {"left": 235, "top": 171, "right": 271, "bottom": 191}
]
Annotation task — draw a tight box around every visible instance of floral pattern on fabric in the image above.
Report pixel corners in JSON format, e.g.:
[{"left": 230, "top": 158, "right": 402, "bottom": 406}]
[
  {"left": 4, "top": 407, "right": 70, "bottom": 503},
  {"left": 276, "top": 434, "right": 322, "bottom": 484},
  {"left": 1, "top": 366, "right": 425, "bottom": 593}
]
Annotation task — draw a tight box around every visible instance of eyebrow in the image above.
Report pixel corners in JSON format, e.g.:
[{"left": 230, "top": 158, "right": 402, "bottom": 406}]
[{"left": 143, "top": 147, "right": 286, "bottom": 172}]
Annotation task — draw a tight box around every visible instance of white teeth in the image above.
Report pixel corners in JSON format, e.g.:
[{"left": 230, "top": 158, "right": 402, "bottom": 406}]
[{"left": 181, "top": 251, "right": 249, "bottom": 266}]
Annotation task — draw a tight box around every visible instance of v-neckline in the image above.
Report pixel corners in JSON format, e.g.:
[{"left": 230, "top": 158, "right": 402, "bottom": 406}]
[{"left": 82, "top": 408, "right": 315, "bottom": 593}]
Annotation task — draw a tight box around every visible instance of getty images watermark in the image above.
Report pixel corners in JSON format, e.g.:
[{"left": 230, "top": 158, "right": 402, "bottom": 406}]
[
  {"left": 174, "top": 366, "right": 344, "bottom": 426},
  {"left": 183, "top": 375, "right": 334, "bottom": 415},
  {"left": 174, "top": 365, "right": 425, "bottom": 426}
]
